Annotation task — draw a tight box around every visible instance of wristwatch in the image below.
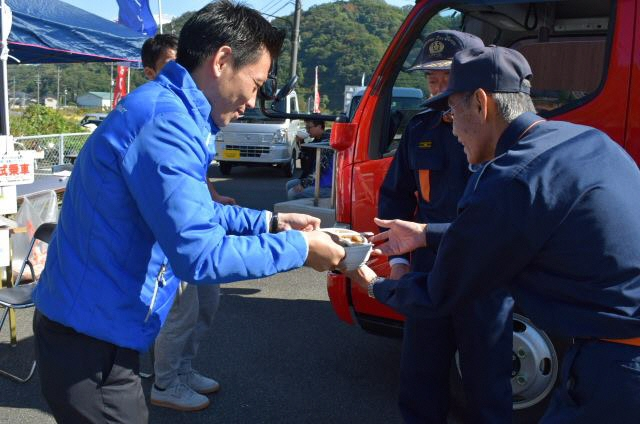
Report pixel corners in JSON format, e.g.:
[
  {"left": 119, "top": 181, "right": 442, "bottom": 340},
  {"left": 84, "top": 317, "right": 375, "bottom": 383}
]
[
  {"left": 269, "top": 212, "right": 279, "bottom": 233},
  {"left": 367, "top": 277, "right": 384, "bottom": 299}
]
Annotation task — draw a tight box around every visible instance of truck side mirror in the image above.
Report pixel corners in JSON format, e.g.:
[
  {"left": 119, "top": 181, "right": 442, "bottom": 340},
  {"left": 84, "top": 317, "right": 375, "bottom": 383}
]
[
  {"left": 274, "top": 75, "right": 298, "bottom": 102},
  {"left": 330, "top": 114, "right": 356, "bottom": 151}
]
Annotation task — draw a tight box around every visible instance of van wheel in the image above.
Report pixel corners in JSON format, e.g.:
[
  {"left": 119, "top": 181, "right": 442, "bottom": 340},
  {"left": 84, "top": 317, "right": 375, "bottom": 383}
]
[
  {"left": 450, "top": 313, "right": 569, "bottom": 423},
  {"left": 282, "top": 151, "right": 296, "bottom": 177},
  {"left": 219, "top": 162, "right": 232, "bottom": 176}
]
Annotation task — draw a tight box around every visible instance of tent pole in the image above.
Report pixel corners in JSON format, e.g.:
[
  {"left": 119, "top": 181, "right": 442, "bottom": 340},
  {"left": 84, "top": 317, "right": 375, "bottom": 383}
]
[{"left": 0, "top": 0, "right": 11, "bottom": 136}]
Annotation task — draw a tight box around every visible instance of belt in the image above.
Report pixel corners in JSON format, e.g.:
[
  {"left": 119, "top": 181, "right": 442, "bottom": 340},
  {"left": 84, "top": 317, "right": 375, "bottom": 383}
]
[{"left": 600, "top": 337, "right": 640, "bottom": 347}]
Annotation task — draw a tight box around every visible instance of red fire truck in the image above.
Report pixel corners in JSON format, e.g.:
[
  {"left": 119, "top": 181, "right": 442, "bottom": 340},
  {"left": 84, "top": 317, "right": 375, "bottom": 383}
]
[{"left": 324, "top": 0, "right": 639, "bottom": 420}]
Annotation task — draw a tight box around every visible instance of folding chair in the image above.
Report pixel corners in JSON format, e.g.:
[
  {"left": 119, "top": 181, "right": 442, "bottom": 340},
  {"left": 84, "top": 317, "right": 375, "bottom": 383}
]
[{"left": 0, "top": 222, "right": 56, "bottom": 383}]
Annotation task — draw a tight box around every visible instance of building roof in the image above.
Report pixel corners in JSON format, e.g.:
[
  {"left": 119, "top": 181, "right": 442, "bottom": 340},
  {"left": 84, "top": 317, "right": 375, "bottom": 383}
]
[{"left": 86, "top": 91, "right": 111, "bottom": 100}]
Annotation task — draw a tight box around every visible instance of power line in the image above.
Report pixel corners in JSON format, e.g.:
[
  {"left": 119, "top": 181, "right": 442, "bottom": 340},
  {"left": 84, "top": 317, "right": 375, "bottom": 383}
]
[{"left": 263, "top": 0, "right": 291, "bottom": 15}]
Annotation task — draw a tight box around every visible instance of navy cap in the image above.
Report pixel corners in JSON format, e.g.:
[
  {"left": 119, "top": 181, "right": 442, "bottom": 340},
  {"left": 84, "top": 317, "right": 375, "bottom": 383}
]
[
  {"left": 423, "top": 46, "right": 533, "bottom": 110},
  {"left": 408, "top": 30, "right": 484, "bottom": 72}
]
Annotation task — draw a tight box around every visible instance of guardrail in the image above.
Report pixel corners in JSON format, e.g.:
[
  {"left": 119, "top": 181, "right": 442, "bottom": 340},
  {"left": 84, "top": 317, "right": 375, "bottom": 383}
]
[{"left": 14, "top": 132, "right": 90, "bottom": 173}]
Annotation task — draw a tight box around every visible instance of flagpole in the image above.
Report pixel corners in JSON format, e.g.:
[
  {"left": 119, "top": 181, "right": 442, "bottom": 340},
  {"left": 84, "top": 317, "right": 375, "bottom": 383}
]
[{"left": 157, "top": 0, "right": 163, "bottom": 34}]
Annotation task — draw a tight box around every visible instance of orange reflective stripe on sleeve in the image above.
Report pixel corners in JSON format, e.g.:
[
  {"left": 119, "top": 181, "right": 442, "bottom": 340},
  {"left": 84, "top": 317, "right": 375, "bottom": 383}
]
[{"left": 418, "top": 169, "right": 431, "bottom": 202}]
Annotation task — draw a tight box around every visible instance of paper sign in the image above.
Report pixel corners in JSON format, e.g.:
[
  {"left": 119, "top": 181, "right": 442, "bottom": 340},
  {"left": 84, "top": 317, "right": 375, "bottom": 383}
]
[
  {"left": 0, "top": 150, "right": 35, "bottom": 186},
  {"left": 0, "top": 229, "right": 9, "bottom": 267}
]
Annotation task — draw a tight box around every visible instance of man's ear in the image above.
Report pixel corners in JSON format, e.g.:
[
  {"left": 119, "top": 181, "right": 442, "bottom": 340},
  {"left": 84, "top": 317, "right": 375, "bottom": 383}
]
[
  {"left": 474, "top": 88, "right": 490, "bottom": 121},
  {"left": 211, "top": 45, "right": 233, "bottom": 77},
  {"left": 143, "top": 67, "right": 156, "bottom": 81}
]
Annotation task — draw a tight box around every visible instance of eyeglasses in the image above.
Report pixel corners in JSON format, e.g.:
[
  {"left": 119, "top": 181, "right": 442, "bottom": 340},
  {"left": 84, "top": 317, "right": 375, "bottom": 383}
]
[{"left": 443, "top": 94, "right": 471, "bottom": 120}]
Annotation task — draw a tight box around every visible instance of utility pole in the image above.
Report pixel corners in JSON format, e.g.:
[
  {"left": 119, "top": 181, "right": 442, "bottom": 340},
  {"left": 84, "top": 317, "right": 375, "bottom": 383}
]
[
  {"left": 157, "top": 0, "right": 163, "bottom": 34},
  {"left": 289, "top": 0, "right": 301, "bottom": 78},
  {"left": 36, "top": 71, "right": 41, "bottom": 105},
  {"left": 56, "top": 66, "right": 60, "bottom": 108}
]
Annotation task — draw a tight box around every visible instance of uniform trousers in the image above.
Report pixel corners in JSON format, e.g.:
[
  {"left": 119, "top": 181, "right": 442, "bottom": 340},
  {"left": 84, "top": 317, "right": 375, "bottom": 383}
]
[
  {"left": 540, "top": 338, "right": 640, "bottom": 423},
  {"left": 33, "top": 310, "right": 147, "bottom": 424},
  {"left": 154, "top": 282, "right": 220, "bottom": 388},
  {"left": 398, "top": 248, "right": 513, "bottom": 424}
]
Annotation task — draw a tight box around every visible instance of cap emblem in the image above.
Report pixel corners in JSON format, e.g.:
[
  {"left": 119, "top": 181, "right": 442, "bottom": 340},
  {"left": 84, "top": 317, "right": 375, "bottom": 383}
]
[{"left": 429, "top": 41, "right": 445, "bottom": 55}]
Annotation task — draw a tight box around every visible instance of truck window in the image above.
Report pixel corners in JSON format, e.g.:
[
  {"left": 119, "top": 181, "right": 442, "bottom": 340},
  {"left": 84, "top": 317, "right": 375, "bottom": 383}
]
[{"left": 372, "top": 0, "right": 613, "bottom": 158}]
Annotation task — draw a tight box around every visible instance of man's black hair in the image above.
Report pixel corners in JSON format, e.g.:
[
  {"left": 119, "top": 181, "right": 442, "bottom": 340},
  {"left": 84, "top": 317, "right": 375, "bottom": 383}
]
[
  {"left": 177, "top": 0, "right": 285, "bottom": 72},
  {"left": 305, "top": 119, "right": 325, "bottom": 130},
  {"left": 141, "top": 34, "right": 179, "bottom": 70}
]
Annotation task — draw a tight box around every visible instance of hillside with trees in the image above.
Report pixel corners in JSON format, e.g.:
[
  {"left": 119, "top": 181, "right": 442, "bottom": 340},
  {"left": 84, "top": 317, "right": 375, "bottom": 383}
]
[{"left": 8, "top": 0, "right": 458, "bottom": 116}]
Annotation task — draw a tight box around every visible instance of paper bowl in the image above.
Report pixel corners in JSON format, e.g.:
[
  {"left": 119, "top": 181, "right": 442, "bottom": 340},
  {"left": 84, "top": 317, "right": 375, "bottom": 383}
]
[{"left": 320, "top": 228, "right": 373, "bottom": 271}]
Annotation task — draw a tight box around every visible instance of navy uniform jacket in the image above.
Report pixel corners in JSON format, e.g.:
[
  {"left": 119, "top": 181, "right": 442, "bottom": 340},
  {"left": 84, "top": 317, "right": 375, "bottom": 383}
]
[
  {"left": 373, "top": 112, "right": 640, "bottom": 339},
  {"left": 378, "top": 109, "right": 469, "bottom": 268}
]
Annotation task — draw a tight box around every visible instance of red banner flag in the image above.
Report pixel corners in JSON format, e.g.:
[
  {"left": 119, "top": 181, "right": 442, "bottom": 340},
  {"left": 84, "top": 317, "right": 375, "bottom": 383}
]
[
  {"left": 112, "top": 65, "right": 129, "bottom": 109},
  {"left": 313, "top": 66, "right": 321, "bottom": 113}
]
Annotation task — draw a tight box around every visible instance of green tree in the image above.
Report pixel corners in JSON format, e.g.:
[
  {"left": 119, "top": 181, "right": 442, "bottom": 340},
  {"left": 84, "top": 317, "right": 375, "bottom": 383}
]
[{"left": 11, "top": 105, "right": 83, "bottom": 136}]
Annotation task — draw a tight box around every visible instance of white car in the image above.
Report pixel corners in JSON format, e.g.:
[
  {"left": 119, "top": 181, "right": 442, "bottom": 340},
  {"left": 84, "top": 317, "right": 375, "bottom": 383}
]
[{"left": 215, "top": 91, "right": 301, "bottom": 177}]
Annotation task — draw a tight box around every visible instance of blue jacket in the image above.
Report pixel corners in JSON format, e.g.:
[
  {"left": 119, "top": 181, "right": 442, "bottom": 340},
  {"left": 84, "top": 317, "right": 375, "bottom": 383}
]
[
  {"left": 379, "top": 109, "right": 469, "bottom": 269},
  {"left": 34, "top": 62, "right": 308, "bottom": 351},
  {"left": 374, "top": 112, "right": 640, "bottom": 339}
]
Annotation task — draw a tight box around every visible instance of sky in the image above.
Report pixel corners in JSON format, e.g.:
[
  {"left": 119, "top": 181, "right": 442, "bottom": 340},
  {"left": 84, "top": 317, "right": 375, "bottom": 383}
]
[{"left": 62, "top": 0, "right": 416, "bottom": 24}]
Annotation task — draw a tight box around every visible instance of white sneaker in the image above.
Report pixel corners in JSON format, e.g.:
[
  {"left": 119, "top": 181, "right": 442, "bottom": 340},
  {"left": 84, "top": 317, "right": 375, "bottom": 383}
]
[
  {"left": 180, "top": 370, "right": 221, "bottom": 394},
  {"left": 150, "top": 382, "right": 210, "bottom": 411}
]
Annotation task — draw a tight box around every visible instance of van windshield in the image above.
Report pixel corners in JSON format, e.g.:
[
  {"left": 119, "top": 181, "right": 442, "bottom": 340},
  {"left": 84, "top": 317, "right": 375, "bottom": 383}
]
[{"left": 236, "top": 98, "right": 286, "bottom": 124}]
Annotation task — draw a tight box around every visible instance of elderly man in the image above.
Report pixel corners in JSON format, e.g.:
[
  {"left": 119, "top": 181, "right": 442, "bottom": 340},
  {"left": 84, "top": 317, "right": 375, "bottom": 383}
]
[
  {"left": 378, "top": 31, "right": 512, "bottom": 423},
  {"left": 32, "top": 1, "right": 344, "bottom": 422},
  {"left": 350, "top": 45, "right": 640, "bottom": 423}
]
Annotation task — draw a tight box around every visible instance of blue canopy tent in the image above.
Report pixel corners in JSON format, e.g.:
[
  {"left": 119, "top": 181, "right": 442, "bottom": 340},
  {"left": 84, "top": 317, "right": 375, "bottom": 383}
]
[
  {"left": 0, "top": 0, "right": 150, "bottom": 136},
  {"left": 6, "top": 0, "right": 146, "bottom": 64}
]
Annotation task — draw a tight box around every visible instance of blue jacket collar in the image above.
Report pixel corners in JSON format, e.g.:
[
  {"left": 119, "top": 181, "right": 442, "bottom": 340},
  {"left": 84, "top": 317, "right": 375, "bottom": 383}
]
[
  {"left": 155, "top": 61, "right": 219, "bottom": 134},
  {"left": 495, "top": 111, "right": 544, "bottom": 157},
  {"left": 469, "top": 111, "right": 543, "bottom": 173}
]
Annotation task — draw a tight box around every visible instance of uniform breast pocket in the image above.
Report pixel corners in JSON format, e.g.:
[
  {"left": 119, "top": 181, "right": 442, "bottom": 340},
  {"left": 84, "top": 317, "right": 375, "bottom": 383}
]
[{"left": 411, "top": 145, "right": 445, "bottom": 202}]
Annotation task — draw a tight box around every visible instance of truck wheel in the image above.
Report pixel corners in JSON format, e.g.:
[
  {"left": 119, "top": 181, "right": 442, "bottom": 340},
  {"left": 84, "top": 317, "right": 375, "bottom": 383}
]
[
  {"left": 449, "top": 313, "right": 569, "bottom": 423},
  {"left": 282, "top": 151, "right": 296, "bottom": 177},
  {"left": 219, "top": 162, "right": 232, "bottom": 176}
]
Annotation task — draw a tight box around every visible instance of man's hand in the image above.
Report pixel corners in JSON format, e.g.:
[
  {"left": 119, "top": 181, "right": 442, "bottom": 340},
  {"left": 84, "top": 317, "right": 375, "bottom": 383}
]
[
  {"left": 370, "top": 218, "right": 427, "bottom": 256},
  {"left": 302, "top": 230, "right": 345, "bottom": 271},
  {"left": 292, "top": 184, "right": 304, "bottom": 194},
  {"left": 389, "top": 263, "right": 410, "bottom": 280},
  {"left": 345, "top": 264, "right": 378, "bottom": 292},
  {"left": 213, "top": 193, "right": 237, "bottom": 205},
  {"left": 278, "top": 212, "right": 321, "bottom": 232}
]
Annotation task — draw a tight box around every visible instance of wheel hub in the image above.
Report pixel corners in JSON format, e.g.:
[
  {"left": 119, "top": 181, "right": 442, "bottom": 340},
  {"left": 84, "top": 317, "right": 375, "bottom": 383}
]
[{"left": 511, "top": 314, "right": 559, "bottom": 410}]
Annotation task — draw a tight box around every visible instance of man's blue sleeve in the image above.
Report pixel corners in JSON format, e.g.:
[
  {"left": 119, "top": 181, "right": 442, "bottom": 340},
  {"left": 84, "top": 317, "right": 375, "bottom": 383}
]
[
  {"left": 373, "top": 176, "right": 539, "bottom": 317},
  {"left": 121, "top": 113, "right": 308, "bottom": 284}
]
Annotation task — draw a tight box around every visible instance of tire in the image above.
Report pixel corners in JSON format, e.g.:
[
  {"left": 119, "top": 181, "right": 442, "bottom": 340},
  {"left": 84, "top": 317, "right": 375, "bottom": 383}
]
[
  {"left": 281, "top": 150, "right": 296, "bottom": 178},
  {"left": 449, "top": 313, "right": 570, "bottom": 423},
  {"left": 219, "top": 162, "right": 232, "bottom": 176}
]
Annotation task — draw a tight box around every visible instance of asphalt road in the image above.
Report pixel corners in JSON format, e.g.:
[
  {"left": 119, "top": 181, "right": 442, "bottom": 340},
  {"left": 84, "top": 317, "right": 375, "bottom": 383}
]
[{"left": 0, "top": 164, "right": 404, "bottom": 424}]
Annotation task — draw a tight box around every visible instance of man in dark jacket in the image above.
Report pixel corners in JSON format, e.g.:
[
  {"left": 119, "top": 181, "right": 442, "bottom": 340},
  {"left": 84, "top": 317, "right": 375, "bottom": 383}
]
[
  {"left": 378, "top": 30, "right": 513, "bottom": 423},
  {"left": 350, "top": 46, "right": 640, "bottom": 423},
  {"left": 286, "top": 119, "right": 333, "bottom": 200}
]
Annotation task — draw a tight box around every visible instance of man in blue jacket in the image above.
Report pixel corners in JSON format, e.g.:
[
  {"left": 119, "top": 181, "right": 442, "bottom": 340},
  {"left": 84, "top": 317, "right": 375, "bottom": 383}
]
[
  {"left": 350, "top": 46, "right": 640, "bottom": 423},
  {"left": 378, "top": 30, "right": 513, "bottom": 423},
  {"left": 32, "top": 1, "right": 344, "bottom": 422}
]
